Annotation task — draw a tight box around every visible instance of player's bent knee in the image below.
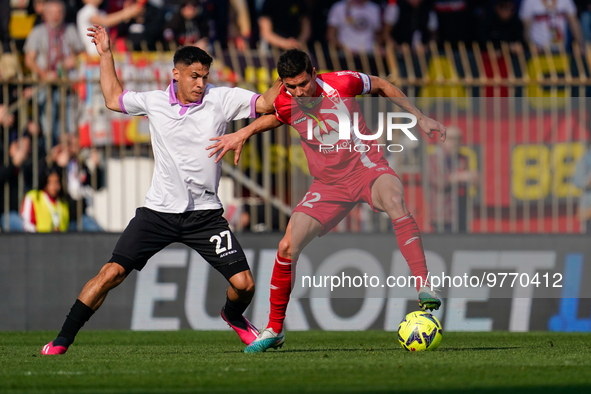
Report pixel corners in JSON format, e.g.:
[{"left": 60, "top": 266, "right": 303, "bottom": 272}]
[
  {"left": 383, "top": 193, "right": 405, "bottom": 213},
  {"left": 230, "top": 271, "right": 255, "bottom": 295},
  {"left": 99, "top": 262, "right": 127, "bottom": 288},
  {"left": 242, "top": 280, "right": 255, "bottom": 295},
  {"left": 278, "top": 238, "right": 292, "bottom": 259},
  {"left": 390, "top": 193, "right": 405, "bottom": 208},
  {"left": 229, "top": 270, "right": 254, "bottom": 288},
  {"left": 237, "top": 277, "right": 255, "bottom": 294}
]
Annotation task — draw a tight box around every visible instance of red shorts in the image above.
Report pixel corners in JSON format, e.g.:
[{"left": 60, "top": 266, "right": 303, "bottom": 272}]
[{"left": 292, "top": 161, "right": 399, "bottom": 236}]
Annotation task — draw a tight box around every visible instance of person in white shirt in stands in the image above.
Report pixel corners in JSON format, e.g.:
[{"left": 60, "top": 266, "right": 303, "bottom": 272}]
[
  {"left": 519, "top": 0, "right": 583, "bottom": 50},
  {"left": 41, "top": 24, "right": 280, "bottom": 355},
  {"left": 326, "top": 0, "right": 382, "bottom": 53},
  {"left": 77, "top": 0, "right": 145, "bottom": 55}
]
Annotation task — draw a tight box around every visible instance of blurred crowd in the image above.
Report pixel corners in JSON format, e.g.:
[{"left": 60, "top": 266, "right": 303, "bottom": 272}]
[
  {"left": 2, "top": 0, "right": 591, "bottom": 59},
  {"left": 0, "top": 102, "right": 105, "bottom": 232}
]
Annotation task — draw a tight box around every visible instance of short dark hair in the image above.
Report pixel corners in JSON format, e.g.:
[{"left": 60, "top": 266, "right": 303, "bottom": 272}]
[
  {"left": 277, "top": 49, "right": 313, "bottom": 79},
  {"left": 173, "top": 46, "right": 213, "bottom": 68}
]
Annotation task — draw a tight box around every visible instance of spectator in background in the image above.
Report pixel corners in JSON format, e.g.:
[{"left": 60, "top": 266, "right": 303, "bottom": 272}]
[
  {"left": 519, "top": 0, "right": 583, "bottom": 50},
  {"left": 0, "top": 140, "right": 29, "bottom": 232},
  {"left": 327, "top": 0, "right": 382, "bottom": 53},
  {"left": 163, "top": 0, "right": 209, "bottom": 50},
  {"left": 52, "top": 134, "right": 104, "bottom": 231},
  {"left": 32, "top": 0, "right": 46, "bottom": 26},
  {"left": 0, "top": 49, "right": 20, "bottom": 81},
  {"left": 77, "top": 0, "right": 144, "bottom": 55},
  {"left": 383, "top": 0, "right": 436, "bottom": 49},
  {"left": 96, "top": 0, "right": 129, "bottom": 39},
  {"left": 102, "top": 0, "right": 128, "bottom": 14},
  {"left": 258, "top": 0, "right": 310, "bottom": 50},
  {"left": 21, "top": 0, "right": 80, "bottom": 27},
  {"left": 428, "top": 126, "right": 478, "bottom": 233},
  {"left": 24, "top": 0, "right": 84, "bottom": 145},
  {"left": 433, "top": 0, "right": 477, "bottom": 47},
  {"left": 0, "top": 106, "right": 28, "bottom": 232},
  {"left": 117, "top": 1, "right": 165, "bottom": 50},
  {"left": 480, "top": 0, "right": 524, "bottom": 50},
  {"left": 8, "top": 0, "right": 38, "bottom": 52},
  {"left": 21, "top": 166, "right": 69, "bottom": 232},
  {"left": 206, "top": 0, "right": 252, "bottom": 49},
  {"left": 0, "top": 103, "right": 48, "bottom": 232},
  {"left": 229, "top": 0, "right": 252, "bottom": 49}
]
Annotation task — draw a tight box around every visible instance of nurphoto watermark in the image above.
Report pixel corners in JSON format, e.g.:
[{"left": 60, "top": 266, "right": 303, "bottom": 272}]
[
  {"left": 306, "top": 110, "right": 417, "bottom": 153},
  {"left": 292, "top": 97, "right": 419, "bottom": 154}
]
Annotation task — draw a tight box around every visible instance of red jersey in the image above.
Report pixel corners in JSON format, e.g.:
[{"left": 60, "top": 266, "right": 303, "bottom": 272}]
[{"left": 274, "top": 71, "right": 388, "bottom": 184}]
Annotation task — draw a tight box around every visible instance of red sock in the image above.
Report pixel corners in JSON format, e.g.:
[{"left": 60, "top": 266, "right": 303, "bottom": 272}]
[
  {"left": 268, "top": 253, "right": 293, "bottom": 333},
  {"left": 392, "top": 214, "right": 429, "bottom": 291}
]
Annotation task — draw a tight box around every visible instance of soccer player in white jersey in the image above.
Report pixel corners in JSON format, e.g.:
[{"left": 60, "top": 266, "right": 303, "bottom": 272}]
[{"left": 41, "top": 25, "right": 279, "bottom": 355}]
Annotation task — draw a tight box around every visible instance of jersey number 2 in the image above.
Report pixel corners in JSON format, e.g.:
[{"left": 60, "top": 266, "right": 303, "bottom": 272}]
[
  {"left": 210, "top": 230, "right": 233, "bottom": 254},
  {"left": 299, "top": 192, "right": 321, "bottom": 208}
]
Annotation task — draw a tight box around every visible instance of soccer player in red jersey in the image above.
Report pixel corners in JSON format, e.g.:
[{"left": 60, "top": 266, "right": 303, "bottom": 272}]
[{"left": 208, "top": 49, "right": 446, "bottom": 353}]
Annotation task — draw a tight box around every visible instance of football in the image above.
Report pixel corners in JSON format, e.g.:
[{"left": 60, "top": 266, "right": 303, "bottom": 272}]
[{"left": 397, "top": 311, "right": 443, "bottom": 351}]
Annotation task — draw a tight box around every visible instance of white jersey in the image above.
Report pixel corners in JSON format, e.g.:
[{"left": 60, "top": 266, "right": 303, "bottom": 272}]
[
  {"left": 519, "top": 0, "right": 576, "bottom": 48},
  {"left": 327, "top": 0, "right": 382, "bottom": 53},
  {"left": 119, "top": 80, "right": 259, "bottom": 213}
]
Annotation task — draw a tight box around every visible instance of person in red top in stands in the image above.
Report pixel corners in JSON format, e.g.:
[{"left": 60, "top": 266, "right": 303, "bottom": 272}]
[{"left": 208, "top": 49, "right": 446, "bottom": 353}]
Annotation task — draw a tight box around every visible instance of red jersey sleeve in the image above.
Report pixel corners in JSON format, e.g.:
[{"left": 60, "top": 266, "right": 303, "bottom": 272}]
[
  {"left": 273, "top": 90, "right": 292, "bottom": 124},
  {"left": 325, "top": 71, "right": 372, "bottom": 97}
]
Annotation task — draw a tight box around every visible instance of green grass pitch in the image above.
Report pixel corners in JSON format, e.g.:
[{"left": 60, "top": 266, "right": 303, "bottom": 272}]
[{"left": 1, "top": 331, "right": 590, "bottom": 394}]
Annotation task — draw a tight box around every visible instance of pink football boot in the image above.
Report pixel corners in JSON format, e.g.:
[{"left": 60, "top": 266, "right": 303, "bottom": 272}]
[
  {"left": 221, "top": 308, "right": 259, "bottom": 345},
  {"left": 41, "top": 341, "right": 68, "bottom": 355}
]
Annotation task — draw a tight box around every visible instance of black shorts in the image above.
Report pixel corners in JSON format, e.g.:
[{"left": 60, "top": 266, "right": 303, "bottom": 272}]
[{"left": 111, "top": 207, "right": 249, "bottom": 280}]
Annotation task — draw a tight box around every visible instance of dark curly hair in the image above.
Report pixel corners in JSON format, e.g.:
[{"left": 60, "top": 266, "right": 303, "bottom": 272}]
[{"left": 277, "top": 49, "right": 313, "bottom": 79}]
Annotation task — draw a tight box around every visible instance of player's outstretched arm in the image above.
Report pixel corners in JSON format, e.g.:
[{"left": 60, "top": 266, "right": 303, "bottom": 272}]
[
  {"left": 369, "top": 76, "right": 446, "bottom": 142},
  {"left": 255, "top": 78, "right": 283, "bottom": 114},
  {"left": 207, "top": 114, "right": 282, "bottom": 164},
  {"left": 87, "top": 25, "right": 124, "bottom": 112}
]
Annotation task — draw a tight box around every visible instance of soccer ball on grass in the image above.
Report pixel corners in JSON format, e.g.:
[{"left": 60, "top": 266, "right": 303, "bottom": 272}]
[{"left": 397, "top": 311, "right": 443, "bottom": 351}]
